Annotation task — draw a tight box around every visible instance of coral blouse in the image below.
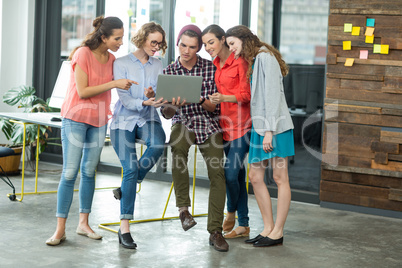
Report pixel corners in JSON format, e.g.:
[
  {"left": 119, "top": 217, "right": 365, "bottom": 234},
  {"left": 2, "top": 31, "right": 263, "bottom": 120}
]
[
  {"left": 61, "top": 46, "right": 115, "bottom": 127},
  {"left": 213, "top": 53, "right": 251, "bottom": 141}
]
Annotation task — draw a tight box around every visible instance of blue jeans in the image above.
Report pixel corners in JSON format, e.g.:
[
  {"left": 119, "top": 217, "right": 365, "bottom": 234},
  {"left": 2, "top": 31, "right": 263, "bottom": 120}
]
[
  {"left": 110, "top": 121, "right": 166, "bottom": 220},
  {"left": 56, "top": 118, "right": 107, "bottom": 218},
  {"left": 223, "top": 131, "right": 250, "bottom": 227}
]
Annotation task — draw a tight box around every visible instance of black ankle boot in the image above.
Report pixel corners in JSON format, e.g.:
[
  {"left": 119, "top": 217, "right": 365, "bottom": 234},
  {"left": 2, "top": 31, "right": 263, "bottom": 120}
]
[{"left": 118, "top": 229, "right": 137, "bottom": 249}]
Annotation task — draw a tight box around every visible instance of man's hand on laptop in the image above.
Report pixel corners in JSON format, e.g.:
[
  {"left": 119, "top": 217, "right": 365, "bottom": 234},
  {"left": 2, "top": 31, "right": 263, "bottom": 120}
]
[
  {"left": 171, "top": 97, "right": 187, "bottom": 107},
  {"left": 144, "top": 86, "right": 156, "bottom": 98}
]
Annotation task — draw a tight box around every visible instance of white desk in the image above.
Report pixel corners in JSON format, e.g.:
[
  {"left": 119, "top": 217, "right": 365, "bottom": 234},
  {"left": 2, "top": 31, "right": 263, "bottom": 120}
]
[
  {"left": 0, "top": 112, "right": 172, "bottom": 201},
  {"left": 0, "top": 112, "right": 62, "bottom": 201}
]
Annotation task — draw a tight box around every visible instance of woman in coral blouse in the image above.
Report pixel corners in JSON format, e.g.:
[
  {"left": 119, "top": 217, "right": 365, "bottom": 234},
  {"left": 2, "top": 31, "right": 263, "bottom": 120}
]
[
  {"left": 46, "top": 16, "right": 136, "bottom": 246},
  {"left": 202, "top": 24, "right": 252, "bottom": 239}
]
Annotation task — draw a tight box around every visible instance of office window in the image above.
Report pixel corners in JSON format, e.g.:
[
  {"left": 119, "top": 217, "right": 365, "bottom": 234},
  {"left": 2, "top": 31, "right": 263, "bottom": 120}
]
[
  {"left": 174, "top": 0, "right": 241, "bottom": 60},
  {"left": 61, "top": 0, "right": 96, "bottom": 58},
  {"left": 105, "top": 0, "right": 164, "bottom": 59},
  {"left": 250, "top": 0, "right": 273, "bottom": 44},
  {"left": 279, "top": 0, "right": 329, "bottom": 64}
]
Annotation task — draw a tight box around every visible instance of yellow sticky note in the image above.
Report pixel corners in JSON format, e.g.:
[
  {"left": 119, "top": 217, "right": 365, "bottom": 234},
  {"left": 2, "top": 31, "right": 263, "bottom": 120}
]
[
  {"left": 345, "top": 58, "right": 354, "bottom": 66},
  {"left": 127, "top": 9, "right": 134, "bottom": 17},
  {"left": 344, "top": 23, "right": 352, "bottom": 32},
  {"left": 381, "top": 45, "right": 389, "bottom": 54},
  {"left": 373, "top": 44, "right": 381, "bottom": 53},
  {"left": 191, "top": 16, "right": 196, "bottom": 23},
  {"left": 365, "top": 27, "right": 374, "bottom": 36},
  {"left": 351, "top": 27, "right": 360, "bottom": 36},
  {"left": 343, "top": 41, "right": 351, "bottom": 50},
  {"left": 365, "top": 35, "right": 374, "bottom": 43}
]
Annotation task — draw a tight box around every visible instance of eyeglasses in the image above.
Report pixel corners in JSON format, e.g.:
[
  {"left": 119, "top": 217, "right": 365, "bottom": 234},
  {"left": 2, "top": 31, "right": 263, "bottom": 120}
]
[{"left": 150, "top": 40, "right": 163, "bottom": 47}]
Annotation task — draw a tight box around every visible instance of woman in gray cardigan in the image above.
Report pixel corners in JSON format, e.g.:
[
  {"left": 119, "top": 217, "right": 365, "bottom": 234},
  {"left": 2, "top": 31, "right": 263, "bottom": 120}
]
[{"left": 226, "top": 25, "right": 294, "bottom": 248}]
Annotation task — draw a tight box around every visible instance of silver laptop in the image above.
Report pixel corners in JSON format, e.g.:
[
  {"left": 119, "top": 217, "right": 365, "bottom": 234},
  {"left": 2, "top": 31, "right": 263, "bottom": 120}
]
[{"left": 155, "top": 74, "right": 203, "bottom": 103}]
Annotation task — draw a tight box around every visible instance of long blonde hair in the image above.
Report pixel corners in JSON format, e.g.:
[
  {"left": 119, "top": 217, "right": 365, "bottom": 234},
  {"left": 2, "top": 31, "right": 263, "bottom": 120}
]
[{"left": 226, "top": 25, "right": 289, "bottom": 79}]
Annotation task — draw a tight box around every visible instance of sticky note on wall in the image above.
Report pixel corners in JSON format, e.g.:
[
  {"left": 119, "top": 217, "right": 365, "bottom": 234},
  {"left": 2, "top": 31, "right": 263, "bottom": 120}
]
[
  {"left": 365, "top": 27, "right": 375, "bottom": 36},
  {"left": 381, "top": 45, "right": 389, "bottom": 54},
  {"left": 365, "top": 35, "right": 374, "bottom": 43},
  {"left": 344, "top": 23, "right": 353, "bottom": 32},
  {"left": 343, "top": 41, "right": 351, "bottom": 50},
  {"left": 366, "top": 18, "right": 375, "bottom": 27},
  {"left": 360, "top": 50, "right": 368, "bottom": 59},
  {"left": 191, "top": 16, "right": 196, "bottom": 23},
  {"left": 345, "top": 58, "right": 354, "bottom": 66},
  {"left": 352, "top": 27, "right": 360, "bottom": 36},
  {"left": 373, "top": 44, "right": 381, "bottom": 53}
]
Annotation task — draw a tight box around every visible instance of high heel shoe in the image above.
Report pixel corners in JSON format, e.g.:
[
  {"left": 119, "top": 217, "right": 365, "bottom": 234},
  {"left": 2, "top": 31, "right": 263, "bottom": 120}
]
[
  {"left": 253, "top": 236, "right": 283, "bottom": 247},
  {"left": 76, "top": 226, "right": 102, "bottom": 240},
  {"left": 46, "top": 233, "right": 66, "bottom": 246},
  {"left": 118, "top": 229, "right": 137, "bottom": 249}
]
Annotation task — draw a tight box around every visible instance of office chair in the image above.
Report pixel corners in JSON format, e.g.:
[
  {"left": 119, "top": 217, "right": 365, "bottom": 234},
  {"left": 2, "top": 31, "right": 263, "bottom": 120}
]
[{"left": 0, "top": 146, "right": 18, "bottom": 200}]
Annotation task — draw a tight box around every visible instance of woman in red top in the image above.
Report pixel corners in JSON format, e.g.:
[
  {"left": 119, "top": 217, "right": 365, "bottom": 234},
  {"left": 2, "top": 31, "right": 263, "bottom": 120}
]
[
  {"left": 46, "top": 16, "right": 136, "bottom": 246},
  {"left": 202, "top": 24, "right": 252, "bottom": 238}
]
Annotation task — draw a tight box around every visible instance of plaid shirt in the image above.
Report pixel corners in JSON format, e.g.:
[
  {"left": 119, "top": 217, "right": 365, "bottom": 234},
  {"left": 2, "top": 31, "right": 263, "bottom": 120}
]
[{"left": 162, "top": 56, "right": 221, "bottom": 144}]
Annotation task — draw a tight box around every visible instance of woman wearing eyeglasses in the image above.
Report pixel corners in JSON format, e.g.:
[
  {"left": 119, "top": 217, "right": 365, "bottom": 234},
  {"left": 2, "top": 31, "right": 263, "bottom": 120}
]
[{"left": 110, "top": 22, "right": 168, "bottom": 249}]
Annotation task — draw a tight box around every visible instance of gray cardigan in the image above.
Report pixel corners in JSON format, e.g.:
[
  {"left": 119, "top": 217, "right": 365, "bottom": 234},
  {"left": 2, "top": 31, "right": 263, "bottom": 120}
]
[{"left": 250, "top": 51, "right": 294, "bottom": 136}]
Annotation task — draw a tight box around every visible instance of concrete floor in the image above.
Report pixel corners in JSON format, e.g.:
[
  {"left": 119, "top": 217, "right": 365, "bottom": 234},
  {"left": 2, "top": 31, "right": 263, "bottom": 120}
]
[{"left": 1, "top": 162, "right": 401, "bottom": 268}]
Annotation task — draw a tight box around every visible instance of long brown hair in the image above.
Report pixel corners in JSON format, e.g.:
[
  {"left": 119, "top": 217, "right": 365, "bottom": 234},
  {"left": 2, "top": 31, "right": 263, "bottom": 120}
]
[
  {"left": 68, "top": 16, "right": 123, "bottom": 60},
  {"left": 226, "top": 25, "right": 289, "bottom": 79},
  {"left": 131, "top": 22, "right": 168, "bottom": 56}
]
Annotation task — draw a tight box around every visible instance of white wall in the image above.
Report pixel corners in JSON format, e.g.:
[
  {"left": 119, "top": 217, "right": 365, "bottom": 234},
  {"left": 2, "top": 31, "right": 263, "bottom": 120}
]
[{"left": 0, "top": 0, "right": 35, "bottom": 144}]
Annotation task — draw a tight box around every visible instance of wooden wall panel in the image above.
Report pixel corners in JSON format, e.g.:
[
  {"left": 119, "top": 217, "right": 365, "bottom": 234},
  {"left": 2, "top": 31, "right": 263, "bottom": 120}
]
[{"left": 321, "top": 0, "right": 402, "bottom": 212}]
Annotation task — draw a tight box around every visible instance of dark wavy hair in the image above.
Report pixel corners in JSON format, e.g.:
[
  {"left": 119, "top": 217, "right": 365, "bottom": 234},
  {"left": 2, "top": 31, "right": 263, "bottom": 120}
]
[
  {"left": 226, "top": 25, "right": 289, "bottom": 79},
  {"left": 69, "top": 16, "right": 123, "bottom": 60},
  {"left": 201, "top": 24, "right": 229, "bottom": 48},
  {"left": 131, "top": 22, "right": 167, "bottom": 56}
]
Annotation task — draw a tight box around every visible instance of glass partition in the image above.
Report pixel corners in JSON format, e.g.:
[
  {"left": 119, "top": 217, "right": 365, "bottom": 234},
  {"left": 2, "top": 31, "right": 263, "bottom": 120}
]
[
  {"left": 250, "top": 0, "right": 273, "bottom": 44},
  {"left": 174, "top": 0, "right": 241, "bottom": 60},
  {"left": 61, "top": 0, "right": 97, "bottom": 58},
  {"left": 279, "top": 0, "right": 329, "bottom": 65}
]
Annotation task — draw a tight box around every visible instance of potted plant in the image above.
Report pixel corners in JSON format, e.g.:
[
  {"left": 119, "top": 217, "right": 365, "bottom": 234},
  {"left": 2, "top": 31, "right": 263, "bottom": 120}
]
[{"left": 0, "top": 85, "right": 60, "bottom": 173}]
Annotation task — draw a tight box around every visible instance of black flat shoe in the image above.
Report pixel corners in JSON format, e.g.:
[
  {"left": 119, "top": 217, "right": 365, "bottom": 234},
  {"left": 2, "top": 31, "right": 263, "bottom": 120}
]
[
  {"left": 245, "top": 234, "right": 264, "bottom": 244},
  {"left": 113, "top": 187, "right": 122, "bottom": 200},
  {"left": 253, "top": 236, "right": 283, "bottom": 247},
  {"left": 118, "top": 229, "right": 137, "bottom": 249}
]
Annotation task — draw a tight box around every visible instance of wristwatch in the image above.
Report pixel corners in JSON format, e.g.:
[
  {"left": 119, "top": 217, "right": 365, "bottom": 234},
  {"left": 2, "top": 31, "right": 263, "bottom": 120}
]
[{"left": 199, "top": 98, "right": 206, "bottom": 105}]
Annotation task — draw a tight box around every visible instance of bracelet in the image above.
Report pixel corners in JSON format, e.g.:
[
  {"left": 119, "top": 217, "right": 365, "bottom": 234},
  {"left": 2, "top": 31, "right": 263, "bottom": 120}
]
[{"left": 199, "top": 98, "right": 206, "bottom": 105}]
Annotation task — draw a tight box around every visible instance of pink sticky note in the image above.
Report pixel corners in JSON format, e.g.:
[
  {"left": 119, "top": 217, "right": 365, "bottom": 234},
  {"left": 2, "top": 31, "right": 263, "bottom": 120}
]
[
  {"left": 186, "top": 11, "right": 190, "bottom": 17},
  {"left": 360, "top": 50, "right": 368, "bottom": 59}
]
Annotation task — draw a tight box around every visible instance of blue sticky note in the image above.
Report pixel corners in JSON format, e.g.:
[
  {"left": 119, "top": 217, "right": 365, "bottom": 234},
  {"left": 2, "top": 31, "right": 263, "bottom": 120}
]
[
  {"left": 366, "top": 18, "right": 375, "bottom": 27},
  {"left": 141, "top": 8, "right": 146, "bottom": 15}
]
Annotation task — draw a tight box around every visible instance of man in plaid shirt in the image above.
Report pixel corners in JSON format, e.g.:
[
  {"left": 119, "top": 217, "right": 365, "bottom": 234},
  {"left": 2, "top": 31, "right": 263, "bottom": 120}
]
[{"left": 161, "top": 25, "right": 228, "bottom": 252}]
